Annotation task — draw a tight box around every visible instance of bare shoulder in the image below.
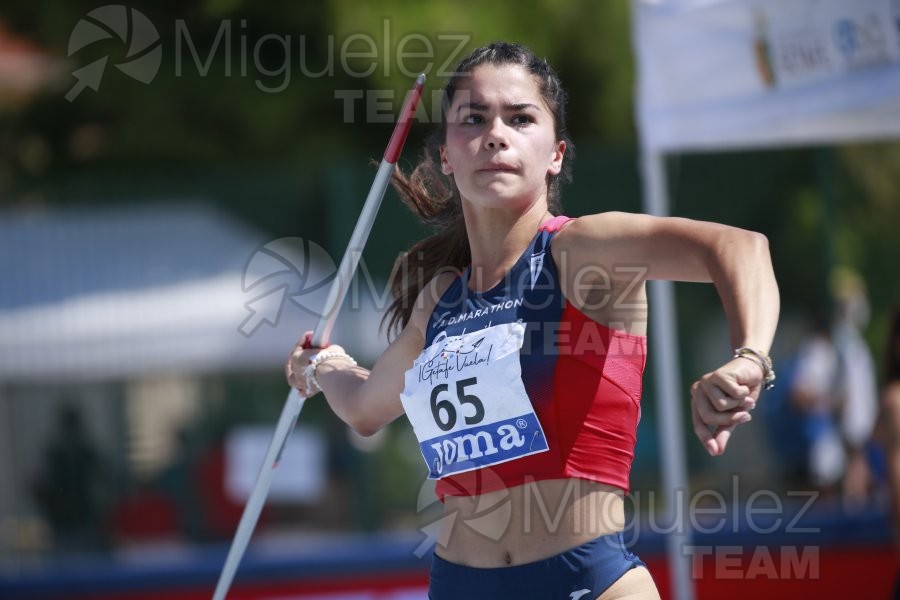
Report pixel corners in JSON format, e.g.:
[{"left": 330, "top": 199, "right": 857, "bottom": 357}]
[
  {"left": 553, "top": 212, "right": 622, "bottom": 246},
  {"left": 552, "top": 211, "right": 761, "bottom": 283},
  {"left": 560, "top": 211, "right": 653, "bottom": 232},
  {"left": 552, "top": 211, "right": 650, "bottom": 271},
  {"left": 406, "top": 270, "right": 460, "bottom": 337},
  {"left": 554, "top": 211, "right": 710, "bottom": 249}
]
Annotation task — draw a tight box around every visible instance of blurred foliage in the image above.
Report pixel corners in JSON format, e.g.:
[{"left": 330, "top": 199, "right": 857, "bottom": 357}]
[
  {"left": 2, "top": 0, "right": 900, "bottom": 536},
  {"left": 2, "top": 0, "right": 899, "bottom": 416},
  {"left": 0, "top": 0, "right": 634, "bottom": 182},
  {"left": 835, "top": 143, "right": 900, "bottom": 369}
]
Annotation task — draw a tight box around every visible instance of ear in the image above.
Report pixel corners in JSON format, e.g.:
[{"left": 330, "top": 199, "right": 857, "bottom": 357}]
[
  {"left": 547, "top": 140, "right": 566, "bottom": 177},
  {"left": 439, "top": 145, "right": 453, "bottom": 175}
]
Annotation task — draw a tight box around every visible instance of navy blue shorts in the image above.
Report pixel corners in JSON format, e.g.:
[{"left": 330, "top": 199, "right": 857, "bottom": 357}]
[{"left": 428, "top": 531, "right": 647, "bottom": 599}]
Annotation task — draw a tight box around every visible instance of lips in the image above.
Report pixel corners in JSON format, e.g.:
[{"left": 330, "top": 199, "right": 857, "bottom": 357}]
[{"left": 478, "top": 163, "right": 517, "bottom": 173}]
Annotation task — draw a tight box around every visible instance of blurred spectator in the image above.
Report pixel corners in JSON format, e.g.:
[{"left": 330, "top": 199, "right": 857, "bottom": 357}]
[
  {"left": 830, "top": 268, "right": 879, "bottom": 507},
  {"left": 875, "top": 306, "right": 900, "bottom": 598},
  {"left": 31, "top": 404, "right": 110, "bottom": 553},
  {"left": 156, "top": 428, "right": 205, "bottom": 541},
  {"left": 779, "top": 268, "right": 878, "bottom": 502},
  {"left": 788, "top": 313, "right": 845, "bottom": 492}
]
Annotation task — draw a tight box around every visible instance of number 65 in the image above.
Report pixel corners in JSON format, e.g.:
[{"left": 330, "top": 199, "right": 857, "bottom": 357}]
[{"left": 430, "top": 377, "right": 485, "bottom": 431}]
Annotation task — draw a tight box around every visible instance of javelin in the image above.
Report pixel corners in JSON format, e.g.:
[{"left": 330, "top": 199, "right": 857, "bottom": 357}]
[{"left": 213, "top": 73, "right": 426, "bottom": 600}]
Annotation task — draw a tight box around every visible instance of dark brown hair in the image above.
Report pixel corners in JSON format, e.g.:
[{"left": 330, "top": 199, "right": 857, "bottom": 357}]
[{"left": 382, "top": 41, "right": 575, "bottom": 338}]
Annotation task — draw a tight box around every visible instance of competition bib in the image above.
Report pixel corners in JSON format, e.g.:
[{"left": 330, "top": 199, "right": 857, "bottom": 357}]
[{"left": 400, "top": 321, "right": 549, "bottom": 479}]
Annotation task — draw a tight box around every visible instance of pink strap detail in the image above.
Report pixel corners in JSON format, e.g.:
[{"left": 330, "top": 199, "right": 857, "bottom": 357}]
[{"left": 539, "top": 215, "right": 574, "bottom": 233}]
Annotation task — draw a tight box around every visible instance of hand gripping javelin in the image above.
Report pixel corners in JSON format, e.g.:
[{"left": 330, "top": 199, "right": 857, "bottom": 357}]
[{"left": 213, "top": 73, "right": 426, "bottom": 600}]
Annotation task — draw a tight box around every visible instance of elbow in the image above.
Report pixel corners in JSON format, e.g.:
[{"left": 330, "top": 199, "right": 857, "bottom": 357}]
[
  {"left": 724, "top": 229, "right": 771, "bottom": 263},
  {"left": 337, "top": 378, "right": 396, "bottom": 437},
  {"left": 708, "top": 229, "right": 771, "bottom": 276},
  {"left": 736, "top": 229, "right": 769, "bottom": 254},
  {"left": 745, "top": 230, "right": 780, "bottom": 299},
  {"left": 749, "top": 230, "right": 770, "bottom": 253},
  {"left": 749, "top": 232, "right": 777, "bottom": 281},
  {"left": 342, "top": 391, "right": 384, "bottom": 438},
  {"left": 340, "top": 401, "right": 379, "bottom": 437}
]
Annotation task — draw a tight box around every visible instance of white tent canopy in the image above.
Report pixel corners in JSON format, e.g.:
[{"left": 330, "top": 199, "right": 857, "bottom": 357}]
[
  {"left": 0, "top": 204, "right": 388, "bottom": 383},
  {"left": 632, "top": 0, "right": 900, "bottom": 597}
]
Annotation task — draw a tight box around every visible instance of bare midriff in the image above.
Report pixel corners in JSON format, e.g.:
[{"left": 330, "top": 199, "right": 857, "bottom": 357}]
[{"left": 435, "top": 478, "right": 626, "bottom": 567}]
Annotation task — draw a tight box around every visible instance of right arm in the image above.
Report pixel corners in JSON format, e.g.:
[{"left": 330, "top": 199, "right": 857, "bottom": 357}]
[{"left": 286, "top": 272, "right": 456, "bottom": 436}]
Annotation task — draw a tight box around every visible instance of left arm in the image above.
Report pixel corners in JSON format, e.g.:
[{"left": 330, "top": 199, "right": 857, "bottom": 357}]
[{"left": 558, "top": 211, "right": 780, "bottom": 455}]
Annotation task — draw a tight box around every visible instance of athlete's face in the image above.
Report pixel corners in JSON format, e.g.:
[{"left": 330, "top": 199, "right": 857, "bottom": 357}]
[{"left": 440, "top": 64, "right": 565, "bottom": 211}]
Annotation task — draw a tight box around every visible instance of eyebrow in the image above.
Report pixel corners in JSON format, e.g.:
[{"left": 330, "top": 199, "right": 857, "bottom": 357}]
[{"left": 455, "top": 102, "right": 541, "bottom": 112}]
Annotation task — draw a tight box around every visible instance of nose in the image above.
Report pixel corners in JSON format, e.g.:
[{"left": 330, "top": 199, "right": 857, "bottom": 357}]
[{"left": 483, "top": 117, "right": 509, "bottom": 151}]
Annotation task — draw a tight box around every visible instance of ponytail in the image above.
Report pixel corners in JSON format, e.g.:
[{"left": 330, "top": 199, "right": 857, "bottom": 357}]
[{"left": 381, "top": 135, "right": 469, "bottom": 337}]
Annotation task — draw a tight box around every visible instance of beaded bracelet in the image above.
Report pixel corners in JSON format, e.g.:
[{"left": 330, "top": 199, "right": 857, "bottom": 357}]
[
  {"left": 303, "top": 349, "right": 357, "bottom": 396},
  {"left": 733, "top": 346, "right": 776, "bottom": 390}
]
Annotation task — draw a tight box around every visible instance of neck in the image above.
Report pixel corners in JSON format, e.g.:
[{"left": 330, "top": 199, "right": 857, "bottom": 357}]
[{"left": 462, "top": 199, "right": 552, "bottom": 292}]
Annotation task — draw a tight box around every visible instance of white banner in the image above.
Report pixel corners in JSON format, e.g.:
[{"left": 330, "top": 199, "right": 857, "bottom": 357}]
[{"left": 634, "top": 0, "right": 900, "bottom": 151}]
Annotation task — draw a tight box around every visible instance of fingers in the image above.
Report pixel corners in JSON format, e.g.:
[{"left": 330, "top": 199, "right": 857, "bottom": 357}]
[
  {"left": 691, "top": 399, "right": 738, "bottom": 456},
  {"left": 727, "top": 356, "right": 766, "bottom": 398},
  {"left": 692, "top": 381, "right": 752, "bottom": 428},
  {"left": 710, "top": 425, "right": 735, "bottom": 457},
  {"left": 690, "top": 376, "right": 753, "bottom": 457},
  {"left": 691, "top": 395, "right": 717, "bottom": 455},
  {"left": 698, "top": 378, "right": 738, "bottom": 414},
  {"left": 284, "top": 349, "right": 308, "bottom": 392},
  {"left": 285, "top": 330, "right": 320, "bottom": 395},
  {"left": 285, "top": 329, "right": 348, "bottom": 397},
  {"left": 301, "top": 330, "right": 314, "bottom": 350},
  {"left": 699, "top": 373, "right": 750, "bottom": 412}
]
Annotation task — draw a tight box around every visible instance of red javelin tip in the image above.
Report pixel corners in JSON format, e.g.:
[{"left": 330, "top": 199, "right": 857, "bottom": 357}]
[{"left": 383, "top": 74, "right": 426, "bottom": 164}]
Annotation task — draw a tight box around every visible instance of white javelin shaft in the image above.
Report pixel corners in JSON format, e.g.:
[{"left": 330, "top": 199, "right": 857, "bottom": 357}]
[
  {"left": 309, "top": 159, "right": 395, "bottom": 348},
  {"left": 212, "top": 74, "right": 425, "bottom": 600}
]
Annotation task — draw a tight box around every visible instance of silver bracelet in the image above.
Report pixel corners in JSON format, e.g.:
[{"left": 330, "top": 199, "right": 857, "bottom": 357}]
[
  {"left": 733, "top": 346, "right": 776, "bottom": 390},
  {"left": 303, "top": 349, "right": 357, "bottom": 395}
]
